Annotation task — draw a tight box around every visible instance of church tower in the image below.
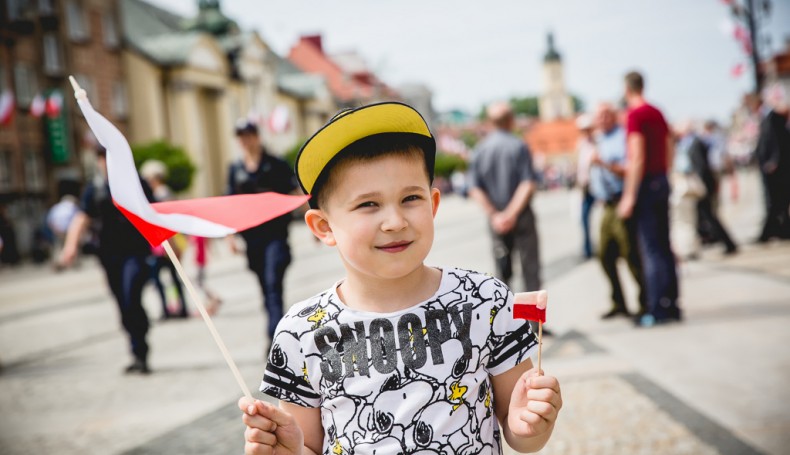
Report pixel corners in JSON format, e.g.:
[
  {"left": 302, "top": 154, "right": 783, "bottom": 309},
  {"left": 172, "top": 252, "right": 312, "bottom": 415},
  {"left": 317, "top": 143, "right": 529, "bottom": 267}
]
[{"left": 538, "top": 32, "right": 573, "bottom": 121}]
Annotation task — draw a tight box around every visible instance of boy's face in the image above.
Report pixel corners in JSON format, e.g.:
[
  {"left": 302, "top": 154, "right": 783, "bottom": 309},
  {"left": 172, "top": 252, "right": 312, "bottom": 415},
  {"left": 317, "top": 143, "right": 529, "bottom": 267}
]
[{"left": 305, "top": 153, "right": 440, "bottom": 282}]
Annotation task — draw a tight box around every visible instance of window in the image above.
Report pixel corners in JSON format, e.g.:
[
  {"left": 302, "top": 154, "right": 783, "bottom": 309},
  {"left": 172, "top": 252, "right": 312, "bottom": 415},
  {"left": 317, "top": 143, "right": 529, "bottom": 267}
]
[
  {"left": 111, "top": 81, "right": 127, "bottom": 117},
  {"left": 6, "top": 0, "right": 32, "bottom": 21},
  {"left": 102, "top": 10, "right": 119, "bottom": 49},
  {"left": 38, "top": 0, "right": 54, "bottom": 15},
  {"left": 0, "top": 150, "right": 14, "bottom": 191},
  {"left": 24, "top": 150, "right": 45, "bottom": 191},
  {"left": 13, "top": 64, "right": 37, "bottom": 106},
  {"left": 43, "top": 34, "right": 65, "bottom": 76},
  {"left": 65, "top": 0, "right": 90, "bottom": 42}
]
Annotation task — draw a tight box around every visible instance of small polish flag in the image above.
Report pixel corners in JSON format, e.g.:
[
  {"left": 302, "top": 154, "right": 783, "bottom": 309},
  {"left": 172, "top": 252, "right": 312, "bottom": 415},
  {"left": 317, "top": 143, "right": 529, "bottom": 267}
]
[
  {"left": 46, "top": 91, "right": 63, "bottom": 118},
  {"left": 70, "top": 78, "right": 309, "bottom": 247},
  {"left": 514, "top": 290, "right": 548, "bottom": 373},
  {"left": 731, "top": 63, "right": 746, "bottom": 78},
  {"left": 0, "top": 90, "right": 15, "bottom": 126},
  {"left": 513, "top": 290, "right": 548, "bottom": 323},
  {"left": 267, "top": 105, "right": 290, "bottom": 134},
  {"left": 30, "top": 93, "right": 46, "bottom": 117}
]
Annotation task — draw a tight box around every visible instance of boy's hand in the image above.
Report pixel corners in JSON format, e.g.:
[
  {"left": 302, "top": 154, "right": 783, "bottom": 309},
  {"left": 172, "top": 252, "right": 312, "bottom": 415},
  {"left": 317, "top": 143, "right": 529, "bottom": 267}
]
[
  {"left": 507, "top": 368, "right": 562, "bottom": 439},
  {"left": 239, "top": 397, "right": 304, "bottom": 455}
]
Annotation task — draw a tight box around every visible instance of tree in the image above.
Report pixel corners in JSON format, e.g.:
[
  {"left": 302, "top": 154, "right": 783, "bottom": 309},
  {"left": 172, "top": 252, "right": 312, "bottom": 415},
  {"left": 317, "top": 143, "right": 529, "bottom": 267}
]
[{"left": 132, "top": 140, "right": 196, "bottom": 193}]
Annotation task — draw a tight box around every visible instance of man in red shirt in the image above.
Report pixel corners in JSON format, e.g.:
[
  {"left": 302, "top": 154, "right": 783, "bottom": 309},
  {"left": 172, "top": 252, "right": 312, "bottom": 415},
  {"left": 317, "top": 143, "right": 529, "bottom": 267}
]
[{"left": 618, "top": 71, "right": 681, "bottom": 327}]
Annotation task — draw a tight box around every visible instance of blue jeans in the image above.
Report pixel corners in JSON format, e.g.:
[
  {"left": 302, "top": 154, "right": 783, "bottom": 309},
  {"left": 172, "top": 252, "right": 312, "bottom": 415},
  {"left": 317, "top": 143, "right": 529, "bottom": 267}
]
[
  {"left": 245, "top": 237, "right": 292, "bottom": 340},
  {"left": 634, "top": 175, "right": 680, "bottom": 320},
  {"left": 100, "top": 254, "right": 151, "bottom": 361},
  {"left": 581, "top": 189, "right": 595, "bottom": 258}
]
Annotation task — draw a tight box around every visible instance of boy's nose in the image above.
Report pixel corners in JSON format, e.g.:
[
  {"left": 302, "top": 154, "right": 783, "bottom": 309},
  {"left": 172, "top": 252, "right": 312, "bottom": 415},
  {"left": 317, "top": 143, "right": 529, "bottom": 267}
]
[{"left": 381, "top": 208, "right": 408, "bottom": 232}]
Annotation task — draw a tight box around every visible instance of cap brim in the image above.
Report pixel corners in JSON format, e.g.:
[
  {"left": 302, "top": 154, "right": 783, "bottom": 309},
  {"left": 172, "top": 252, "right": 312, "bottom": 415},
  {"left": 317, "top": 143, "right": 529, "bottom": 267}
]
[{"left": 296, "top": 102, "right": 434, "bottom": 194}]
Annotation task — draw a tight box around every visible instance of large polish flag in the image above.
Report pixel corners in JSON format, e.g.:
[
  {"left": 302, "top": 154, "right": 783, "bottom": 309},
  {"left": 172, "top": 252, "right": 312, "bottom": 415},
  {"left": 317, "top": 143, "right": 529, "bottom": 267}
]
[{"left": 72, "top": 82, "right": 309, "bottom": 247}]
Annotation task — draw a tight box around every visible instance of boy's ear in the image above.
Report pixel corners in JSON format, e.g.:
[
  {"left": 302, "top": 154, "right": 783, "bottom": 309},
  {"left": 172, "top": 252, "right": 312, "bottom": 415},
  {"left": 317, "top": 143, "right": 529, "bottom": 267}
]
[
  {"left": 431, "top": 187, "right": 441, "bottom": 218},
  {"left": 305, "top": 209, "right": 336, "bottom": 246}
]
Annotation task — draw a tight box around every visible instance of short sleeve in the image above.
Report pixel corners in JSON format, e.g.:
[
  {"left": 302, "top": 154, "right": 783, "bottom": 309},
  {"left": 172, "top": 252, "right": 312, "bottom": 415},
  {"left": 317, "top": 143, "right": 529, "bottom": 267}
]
[
  {"left": 517, "top": 142, "right": 536, "bottom": 183},
  {"left": 626, "top": 110, "right": 640, "bottom": 135},
  {"left": 467, "top": 149, "right": 481, "bottom": 190},
  {"left": 260, "top": 325, "right": 321, "bottom": 408},
  {"left": 486, "top": 289, "right": 539, "bottom": 376}
]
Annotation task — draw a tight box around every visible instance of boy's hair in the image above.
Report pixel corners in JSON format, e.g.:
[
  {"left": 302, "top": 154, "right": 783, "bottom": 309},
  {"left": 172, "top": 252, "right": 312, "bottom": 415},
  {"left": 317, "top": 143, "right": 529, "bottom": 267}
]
[
  {"left": 312, "top": 135, "right": 431, "bottom": 209},
  {"left": 293, "top": 102, "right": 436, "bottom": 209}
]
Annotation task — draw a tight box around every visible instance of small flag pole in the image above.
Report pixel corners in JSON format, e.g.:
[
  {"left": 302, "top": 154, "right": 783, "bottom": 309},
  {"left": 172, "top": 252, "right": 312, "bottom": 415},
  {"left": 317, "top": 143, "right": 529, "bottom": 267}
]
[
  {"left": 537, "top": 321, "right": 542, "bottom": 376},
  {"left": 163, "top": 240, "right": 253, "bottom": 400}
]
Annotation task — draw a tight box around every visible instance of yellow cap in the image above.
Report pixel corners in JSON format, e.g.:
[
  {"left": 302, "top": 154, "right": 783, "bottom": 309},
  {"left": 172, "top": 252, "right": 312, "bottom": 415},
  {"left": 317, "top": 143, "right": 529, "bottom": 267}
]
[{"left": 295, "top": 102, "right": 435, "bottom": 195}]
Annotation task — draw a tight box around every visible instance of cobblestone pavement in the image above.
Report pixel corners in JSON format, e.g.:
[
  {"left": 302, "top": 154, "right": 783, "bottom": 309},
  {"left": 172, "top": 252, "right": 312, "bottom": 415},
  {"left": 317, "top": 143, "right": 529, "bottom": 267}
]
[{"left": 1, "top": 170, "right": 787, "bottom": 454}]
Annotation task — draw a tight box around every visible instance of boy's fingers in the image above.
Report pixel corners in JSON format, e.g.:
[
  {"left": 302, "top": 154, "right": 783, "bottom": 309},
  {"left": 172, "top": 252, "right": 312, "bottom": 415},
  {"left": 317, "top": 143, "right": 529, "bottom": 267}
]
[
  {"left": 519, "top": 410, "right": 549, "bottom": 431},
  {"left": 529, "top": 375, "right": 561, "bottom": 394},
  {"left": 526, "top": 387, "right": 563, "bottom": 409},
  {"left": 257, "top": 401, "right": 293, "bottom": 426},
  {"left": 244, "top": 441, "right": 273, "bottom": 455},
  {"left": 242, "top": 413, "right": 278, "bottom": 432},
  {"left": 526, "top": 400, "right": 556, "bottom": 420},
  {"left": 238, "top": 397, "right": 257, "bottom": 415},
  {"left": 245, "top": 426, "right": 277, "bottom": 446}
]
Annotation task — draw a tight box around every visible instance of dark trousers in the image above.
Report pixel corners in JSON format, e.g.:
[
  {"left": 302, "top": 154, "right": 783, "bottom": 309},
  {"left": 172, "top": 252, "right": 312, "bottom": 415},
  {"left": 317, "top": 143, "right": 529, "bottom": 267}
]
[
  {"left": 599, "top": 203, "right": 647, "bottom": 314},
  {"left": 696, "top": 195, "right": 737, "bottom": 251},
  {"left": 491, "top": 207, "right": 542, "bottom": 291},
  {"left": 245, "top": 237, "right": 292, "bottom": 340},
  {"left": 634, "top": 175, "right": 680, "bottom": 320},
  {"left": 581, "top": 189, "right": 595, "bottom": 258},
  {"left": 100, "top": 254, "right": 150, "bottom": 361},
  {"left": 759, "top": 170, "right": 790, "bottom": 241}
]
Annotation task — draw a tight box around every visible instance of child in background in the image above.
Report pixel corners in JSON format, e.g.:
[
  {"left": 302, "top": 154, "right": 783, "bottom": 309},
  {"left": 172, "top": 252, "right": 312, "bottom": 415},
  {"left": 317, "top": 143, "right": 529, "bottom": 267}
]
[
  {"left": 239, "top": 103, "right": 562, "bottom": 454},
  {"left": 193, "top": 235, "right": 222, "bottom": 315}
]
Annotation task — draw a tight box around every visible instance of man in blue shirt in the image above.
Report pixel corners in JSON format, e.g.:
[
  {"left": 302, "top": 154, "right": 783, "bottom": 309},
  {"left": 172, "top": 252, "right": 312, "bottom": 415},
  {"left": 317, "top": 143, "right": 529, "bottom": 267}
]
[{"left": 589, "top": 103, "right": 646, "bottom": 319}]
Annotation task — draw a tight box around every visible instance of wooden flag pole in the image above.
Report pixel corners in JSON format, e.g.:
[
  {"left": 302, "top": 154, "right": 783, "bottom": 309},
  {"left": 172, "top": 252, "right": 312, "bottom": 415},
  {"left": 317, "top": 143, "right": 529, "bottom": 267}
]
[
  {"left": 537, "top": 321, "right": 543, "bottom": 376},
  {"left": 162, "top": 240, "right": 253, "bottom": 400}
]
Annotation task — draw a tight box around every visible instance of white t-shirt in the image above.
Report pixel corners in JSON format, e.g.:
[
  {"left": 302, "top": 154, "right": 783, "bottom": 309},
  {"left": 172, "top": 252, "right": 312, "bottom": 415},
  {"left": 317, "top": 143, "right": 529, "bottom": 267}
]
[{"left": 260, "top": 267, "right": 538, "bottom": 455}]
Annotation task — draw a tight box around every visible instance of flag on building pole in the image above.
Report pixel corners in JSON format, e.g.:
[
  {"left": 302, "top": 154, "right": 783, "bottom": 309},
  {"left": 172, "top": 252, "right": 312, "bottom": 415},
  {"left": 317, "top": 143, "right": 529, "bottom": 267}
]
[
  {"left": 69, "top": 75, "right": 309, "bottom": 399},
  {"left": 30, "top": 93, "right": 46, "bottom": 118},
  {"left": 0, "top": 90, "right": 15, "bottom": 126},
  {"left": 514, "top": 290, "right": 548, "bottom": 374}
]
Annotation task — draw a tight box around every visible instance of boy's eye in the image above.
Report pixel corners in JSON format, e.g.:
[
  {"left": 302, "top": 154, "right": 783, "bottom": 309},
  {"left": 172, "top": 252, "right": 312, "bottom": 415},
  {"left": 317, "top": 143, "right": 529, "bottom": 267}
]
[
  {"left": 403, "top": 194, "right": 422, "bottom": 203},
  {"left": 355, "top": 201, "right": 378, "bottom": 209}
]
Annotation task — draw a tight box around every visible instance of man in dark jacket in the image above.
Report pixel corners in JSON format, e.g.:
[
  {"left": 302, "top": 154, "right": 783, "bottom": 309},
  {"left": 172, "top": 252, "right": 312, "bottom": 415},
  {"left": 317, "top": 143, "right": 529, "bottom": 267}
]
[{"left": 755, "top": 102, "right": 790, "bottom": 242}]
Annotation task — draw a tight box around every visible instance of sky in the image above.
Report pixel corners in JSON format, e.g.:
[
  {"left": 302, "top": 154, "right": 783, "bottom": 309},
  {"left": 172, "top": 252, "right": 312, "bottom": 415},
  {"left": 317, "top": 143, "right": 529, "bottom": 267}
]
[{"left": 147, "top": 0, "right": 790, "bottom": 123}]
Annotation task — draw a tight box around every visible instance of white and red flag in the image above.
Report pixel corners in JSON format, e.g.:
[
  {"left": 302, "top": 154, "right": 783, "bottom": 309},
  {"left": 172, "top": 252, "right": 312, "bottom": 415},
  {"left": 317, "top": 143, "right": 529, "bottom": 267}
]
[
  {"left": 72, "top": 81, "right": 309, "bottom": 247},
  {"left": 30, "top": 93, "right": 46, "bottom": 117},
  {"left": 0, "top": 89, "right": 15, "bottom": 126}
]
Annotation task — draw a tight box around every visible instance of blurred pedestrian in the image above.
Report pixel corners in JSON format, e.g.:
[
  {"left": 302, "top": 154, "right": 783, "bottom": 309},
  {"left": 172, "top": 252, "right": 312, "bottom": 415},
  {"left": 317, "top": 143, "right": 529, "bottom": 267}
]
[
  {"left": 193, "top": 235, "right": 222, "bottom": 315},
  {"left": 755, "top": 85, "right": 790, "bottom": 242},
  {"left": 576, "top": 113, "right": 596, "bottom": 259},
  {"left": 227, "top": 119, "right": 299, "bottom": 351},
  {"left": 618, "top": 71, "right": 681, "bottom": 327},
  {"left": 671, "top": 121, "right": 706, "bottom": 261},
  {"left": 140, "top": 159, "right": 187, "bottom": 319},
  {"left": 589, "top": 102, "right": 647, "bottom": 319},
  {"left": 47, "top": 180, "right": 81, "bottom": 270},
  {"left": 0, "top": 204, "right": 20, "bottom": 266},
  {"left": 688, "top": 124, "right": 738, "bottom": 255},
  {"left": 469, "top": 101, "right": 549, "bottom": 334},
  {"left": 60, "top": 146, "right": 154, "bottom": 374}
]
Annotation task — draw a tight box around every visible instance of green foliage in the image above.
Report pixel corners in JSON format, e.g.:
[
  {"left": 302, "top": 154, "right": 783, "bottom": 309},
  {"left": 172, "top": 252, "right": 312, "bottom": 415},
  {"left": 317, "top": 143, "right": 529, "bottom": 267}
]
[
  {"left": 572, "top": 95, "right": 585, "bottom": 114},
  {"left": 283, "top": 138, "right": 306, "bottom": 170},
  {"left": 433, "top": 152, "right": 467, "bottom": 179},
  {"left": 132, "top": 140, "right": 196, "bottom": 193},
  {"left": 459, "top": 130, "right": 479, "bottom": 150},
  {"left": 509, "top": 96, "right": 540, "bottom": 117}
]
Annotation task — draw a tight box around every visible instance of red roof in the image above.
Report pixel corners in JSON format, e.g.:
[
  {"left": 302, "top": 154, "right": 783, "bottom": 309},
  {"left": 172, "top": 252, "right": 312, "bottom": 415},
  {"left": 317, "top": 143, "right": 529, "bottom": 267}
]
[
  {"left": 288, "top": 35, "right": 385, "bottom": 103},
  {"left": 524, "top": 119, "right": 579, "bottom": 156}
]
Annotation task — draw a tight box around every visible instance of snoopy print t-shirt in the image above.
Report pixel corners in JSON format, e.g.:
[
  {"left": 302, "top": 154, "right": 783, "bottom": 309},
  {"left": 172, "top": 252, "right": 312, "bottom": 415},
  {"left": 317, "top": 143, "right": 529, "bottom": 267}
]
[{"left": 260, "top": 268, "right": 538, "bottom": 455}]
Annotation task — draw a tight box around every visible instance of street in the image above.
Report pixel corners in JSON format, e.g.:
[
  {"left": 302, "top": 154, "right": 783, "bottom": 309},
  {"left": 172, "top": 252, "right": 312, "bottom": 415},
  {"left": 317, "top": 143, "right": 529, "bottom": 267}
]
[{"left": 1, "top": 169, "right": 788, "bottom": 455}]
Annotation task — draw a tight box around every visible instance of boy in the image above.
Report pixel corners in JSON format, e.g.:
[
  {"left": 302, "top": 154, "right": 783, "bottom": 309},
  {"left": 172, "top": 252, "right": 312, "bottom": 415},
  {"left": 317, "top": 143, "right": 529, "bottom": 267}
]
[{"left": 239, "top": 102, "right": 562, "bottom": 454}]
